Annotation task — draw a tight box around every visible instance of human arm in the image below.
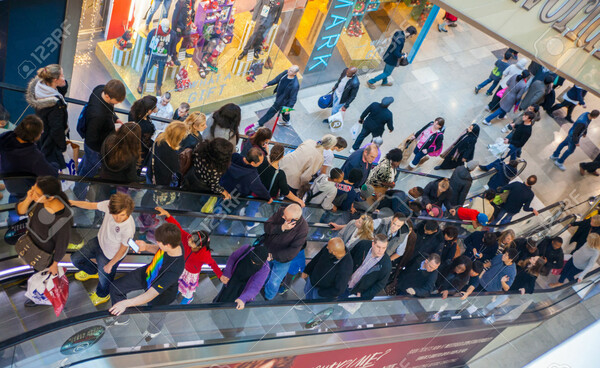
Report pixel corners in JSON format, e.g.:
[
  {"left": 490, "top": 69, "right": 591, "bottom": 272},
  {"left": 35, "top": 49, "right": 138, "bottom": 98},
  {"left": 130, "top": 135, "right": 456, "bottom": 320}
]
[
  {"left": 206, "top": 253, "right": 223, "bottom": 278},
  {"left": 104, "top": 245, "right": 128, "bottom": 274},
  {"left": 47, "top": 107, "right": 68, "bottom": 151},
  {"left": 266, "top": 71, "right": 285, "bottom": 87},
  {"left": 237, "top": 264, "right": 270, "bottom": 303},
  {"left": 461, "top": 285, "right": 475, "bottom": 300},
  {"left": 285, "top": 191, "right": 305, "bottom": 207},
  {"left": 250, "top": 174, "right": 271, "bottom": 200},
  {"left": 522, "top": 191, "right": 535, "bottom": 212},
  {"left": 343, "top": 81, "right": 359, "bottom": 109},
  {"left": 386, "top": 113, "right": 394, "bottom": 132},
  {"left": 135, "top": 239, "right": 160, "bottom": 254},
  {"left": 16, "top": 191, "right": 34, "bottom": 215},
  {"left": 501, "top": 275, "right": 511, "bottom": 291},
  {"left": 571, "top": 122, "right": 587, "bottom": 145},
  {"left": 69, "top": 200, "right": 99, "bottom": 210},
  {"left": 359, "top": 103, "right": 374, "bottom": 122},
  {"left": 109, "top": 288, "right": 160, "bottom": 316},
  {"left": 413, "top": 271, "right": 438, "bottom": 297}
]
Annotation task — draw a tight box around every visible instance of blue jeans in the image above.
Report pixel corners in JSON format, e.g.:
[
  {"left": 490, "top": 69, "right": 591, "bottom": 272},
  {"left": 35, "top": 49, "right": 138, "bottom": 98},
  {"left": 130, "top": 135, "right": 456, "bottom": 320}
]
[
  {"left": 477, "top": 78, "right": 500, "bottom": 95},
  {"left": 331, "top": 93, "right": 343, "bottom": 116},
  {"left": 505, "top": 144, "right": 522, "bottom": 161},
  {"left": 368, "top": 63, "right": 395, "bottom": 85},
  {"left": 410, "top": 145, "right": 427, "bottom": 167},
  {"left": 553, "top": 136, "right": 576, "bottom": 164},
  {"left": 485, "top": 107, "right": 507, "bottom": 122},
  {"left": 304, "top": 277, "right": 325, "bottom": 300},
  {"left": 74, "top": 144, "right": 102, "bottom": 200},
  {"left": 491, "top": 208, "right": 515, "bottom": 225},
  {"left": 145, "top": 0, "right": 172, "bottom": 25},
  {"left": 71, "top": 237, "right": 122, "bottom": 298},
  {"left": 352, "top": 126, "right": 375, "bottom": 150},
  {"left": 139, "top": 55, "right": 168, "bottom": 88},
  {"left": 264, "top": 259, "right": 291, "bottom": 300},
  {"left": 258, "top": 105, "right": 289, "bottom": 126}
]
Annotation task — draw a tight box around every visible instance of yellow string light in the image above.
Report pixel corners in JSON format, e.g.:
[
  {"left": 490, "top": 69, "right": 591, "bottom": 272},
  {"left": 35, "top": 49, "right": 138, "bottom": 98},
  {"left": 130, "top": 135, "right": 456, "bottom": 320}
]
[{"left": 75, "top": 0, "right": 101, "bottom": 66}]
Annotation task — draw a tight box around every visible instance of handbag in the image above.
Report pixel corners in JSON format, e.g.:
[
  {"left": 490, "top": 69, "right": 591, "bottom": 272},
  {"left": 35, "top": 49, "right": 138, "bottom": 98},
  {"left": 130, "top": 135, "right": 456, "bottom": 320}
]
[
  {"left": 318, "top": 93, "right": 334, "bottom": 109},
  {"left": 399, "top": 53, "right": 409, "bottom": 66},
  {"left": 179, "top": 148, "right": 193, "bottom": 176},
  {"left": 4, "top": 218, "right": 28, "bottom": 245},
  {"left": 493, "top": 190, "right": 510, "bottom": 205},
  {"left": 16, "top": 233, "right": 53, "bottom": 271},
  {"left": 496, "top": 87, "right": 507, "bottom": 98}
]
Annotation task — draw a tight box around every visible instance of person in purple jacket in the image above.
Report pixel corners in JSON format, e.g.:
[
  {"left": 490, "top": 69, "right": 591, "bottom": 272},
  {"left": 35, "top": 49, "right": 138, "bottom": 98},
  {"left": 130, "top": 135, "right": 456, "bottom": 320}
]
[{"left": 214, "top": 245, "right": 271, "bottom": 310}]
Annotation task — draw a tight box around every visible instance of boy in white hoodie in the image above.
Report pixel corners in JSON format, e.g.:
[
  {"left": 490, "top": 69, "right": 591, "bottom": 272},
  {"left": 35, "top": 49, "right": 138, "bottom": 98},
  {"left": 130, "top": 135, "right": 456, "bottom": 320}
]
[{"left": 307, "top": 168, "right": 344, "bottom": 210}]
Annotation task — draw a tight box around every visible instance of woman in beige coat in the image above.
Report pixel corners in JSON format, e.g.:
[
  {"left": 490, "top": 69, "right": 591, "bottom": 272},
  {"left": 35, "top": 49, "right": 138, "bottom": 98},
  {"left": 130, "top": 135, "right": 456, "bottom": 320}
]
[{"left": 280, "top": 134, "right": 336, "bottom": 193}]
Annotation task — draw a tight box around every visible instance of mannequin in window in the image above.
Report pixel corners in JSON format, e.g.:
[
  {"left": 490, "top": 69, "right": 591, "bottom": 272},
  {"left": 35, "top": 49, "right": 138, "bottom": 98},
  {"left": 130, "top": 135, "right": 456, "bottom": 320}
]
[
  {"left": 137, "top": 19, "right": 179, "bottom": 96},
  {"left": 237, "top": 0, "right": 283, "bottom": 60}
]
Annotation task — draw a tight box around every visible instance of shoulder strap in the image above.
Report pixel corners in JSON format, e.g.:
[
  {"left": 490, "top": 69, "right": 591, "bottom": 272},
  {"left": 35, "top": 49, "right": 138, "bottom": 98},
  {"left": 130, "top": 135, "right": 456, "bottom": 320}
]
[
  {"left": 268, "top": 168, "right": 279, "bottom": 193},
  {"left": 151, "top": 141, "right": 157, "bottom": 185}
]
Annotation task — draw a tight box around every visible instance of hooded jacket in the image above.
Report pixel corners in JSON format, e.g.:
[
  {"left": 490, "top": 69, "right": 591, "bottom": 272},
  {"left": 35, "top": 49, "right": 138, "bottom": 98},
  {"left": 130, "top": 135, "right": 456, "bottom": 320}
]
[
  {"left": 0, "top": 131, "right": 57, "bottom": 194},
  {"left": 499, "top": 74, "right": 528, "bottom": 112},
  {"left": 304, "top": 245, "right": 353, "bottom": 298},
  {"left": 374, "top": 217, "right": 415, "bottom": 257},
  {"left": 219, "top": 153, "right": 270, "bottom": 199},
  {"left": 383, "top": 30, "right": 406, "bottom": 66},
  {"left": 449, "top": 166, "right": 472, "bottom": 206},
  {"left": 26, "top": 77, "right": 69, "bottom": 169},
  {"left": 359, "top": 99, "right": 394, "bottom": 136},
  {"left": 499, "top": 58, "right": 528, "bottom": 88}
]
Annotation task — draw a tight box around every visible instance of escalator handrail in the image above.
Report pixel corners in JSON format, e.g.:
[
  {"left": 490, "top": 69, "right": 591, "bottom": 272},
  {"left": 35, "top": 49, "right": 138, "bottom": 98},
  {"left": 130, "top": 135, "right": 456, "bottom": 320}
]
[
  {"left": 0, "top": 260, "right": 598, "bottom": 352},
  {"left": 0, "top": 81, "right": 511, "bottom": 184}
]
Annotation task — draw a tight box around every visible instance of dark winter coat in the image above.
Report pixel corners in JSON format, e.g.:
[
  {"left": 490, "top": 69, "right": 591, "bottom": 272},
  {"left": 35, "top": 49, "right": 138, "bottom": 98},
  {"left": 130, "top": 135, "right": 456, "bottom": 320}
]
[
  {"left": 440, "top": 124, "right": 479, "bottom": 169},
  {"left": 359, "top": 102, "right": 394, "bottom": 136},
  {"left": 331, "top": 68, "right": 360, "bottom": 108},
  {"left": 349, "top": 240, "right": 392, "bottom": 299},
  {"left": 304, "top": 246, "right": 353, "bottom": 298},
  {"left": 396, "top": 255, "right": 439, "bottom": 297},
  {"left": 266, "top": 71, "right": 300, "bottom": 108},
  {"left": 219, "top": 153, "right": 270, "bottom": 200},
  {"left": 422, "top": 179, "right": 453, "bottom": 209},
  {"left": 383, "top": 30, "right": 406, "bottom": 67},
  {"left": 499, "top": 181, "right": 535, "bottom": 215},
  {"left": 83, "top": 85, "right": 118, "bottom": 153},
  {"left": 449, "top": 166, "right": 473, "bottom": 206},
  {"left": 487, "top": 159, "right": 518, "bottom": 191},
  {"left": 410, "top": 222, "right": 444, "bottom": 262},
  {"left": 263, "top": 207, "right": 309, "bottom": 263},
  {"left": 26, "top": 78, "right": 70, "bottom": 169}
]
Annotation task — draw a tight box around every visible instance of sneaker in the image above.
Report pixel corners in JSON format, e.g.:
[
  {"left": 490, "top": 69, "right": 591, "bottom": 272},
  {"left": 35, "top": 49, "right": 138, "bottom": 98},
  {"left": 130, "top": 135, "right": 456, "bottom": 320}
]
[
  {"left": 68, "top": 240, "right": 84, "bottom": 250},
  {"left": 348, "top": 148, "right": 355, "bottom": 154},
  {"left": 554, "top": 161, "right": 566, "bottom": 171},
  {"left": 24, "top": 300, "right": 44, "bottom": 308},
  {"left": 478, "top": 165, "right": 488, "bottom": 172},
  {"left": 246, "top": 222, "right": 260, "bottom": 232},
  {"left": 474, "top": 87, "right": 480, "bottom": 94},
  {"left": 142, "top": 330, "right": 161, "bottom": 342},
  {"left": 366, "top": 81, "right": 376, "bottom": 89},
  {"left": 90, "top": 292, "right": 110, "bottom": 306},
  {"left": 580, "top": 164, "right": 586, "bottom": 176},
  {"left": 382, "top": 81, "right": 393, "bottom": 86},
  {"left": 180, "top": 297, "right": 193, "bottom": 305},
  {"left": 322, "top": 119, "right": 329, "bottom": 124},
  {"left": 500, "top": 125, "right": 510, "bottom": 133},
  {"left": 277, "top": 121, "right": 291, "bottom": 127},
  {"left": 113, "top": 317, "right": 131, "bottom": 326},
  {"left": 486, "top": 92, "right": 492, "bottom": 96},
  {"left": 75, "top": 271, "right": 99, "bottom": 282},
  {"left": 484, "top": 107, "right": 491, "bottom": 112},
  {"left": 549, "top": 154, "right": 559, "bottom": 161},
  {"left": 237, "top": 51, "right": 247, "bottom": 60},
  {"left": 482, "top": 119, "right": 492, "bottom": 126}
]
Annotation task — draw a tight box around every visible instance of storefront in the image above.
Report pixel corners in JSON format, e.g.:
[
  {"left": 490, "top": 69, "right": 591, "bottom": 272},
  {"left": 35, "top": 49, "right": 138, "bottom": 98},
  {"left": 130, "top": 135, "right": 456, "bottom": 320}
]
[{"left": 66, "top": 0, "right": 432, "bottom": 111}]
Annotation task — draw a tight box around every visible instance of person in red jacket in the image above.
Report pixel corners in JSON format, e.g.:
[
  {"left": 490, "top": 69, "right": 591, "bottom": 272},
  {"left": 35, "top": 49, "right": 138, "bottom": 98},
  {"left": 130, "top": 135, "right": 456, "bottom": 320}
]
[
  {"left": 156, "top": 207, "right": 224, "bottom": 304},
  {"left": 449, "top": 206, "right": 489, "bottom": 230}
]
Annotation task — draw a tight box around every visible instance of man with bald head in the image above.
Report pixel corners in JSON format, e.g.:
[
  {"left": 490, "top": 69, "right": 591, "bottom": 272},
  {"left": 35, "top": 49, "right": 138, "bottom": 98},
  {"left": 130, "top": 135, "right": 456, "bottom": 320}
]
[
  {"left": 323, "top": 67, "right": 360, "bottom": 123},
  {"left": 263, "top": 203, "right": 309, "bottom": 300},
  {"left": 250, "top": 65, "right": 301, "bottom": 130},
  {"left": 302, "top": 238, "right": 353, "bottom": 299}
]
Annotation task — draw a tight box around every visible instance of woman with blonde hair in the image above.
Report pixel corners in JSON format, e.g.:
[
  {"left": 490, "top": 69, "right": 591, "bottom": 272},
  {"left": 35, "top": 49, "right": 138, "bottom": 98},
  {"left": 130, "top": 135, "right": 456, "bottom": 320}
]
[
  {"left": 496, "top": 229, "right": 516, "bottom": 254},
  {"left": 149, "top": 121, "right": 187, "bottom": 186},
  {"left": 330, "top": 214, "right": 374, "bottom": 250},
  {"left": 550, "top": 232, "right": 600, "bottom": 287},
  {"left": 25, "top": 64, "right": 70, "bottom": 169},
  {"left": 280, "top": 134, "right": 336, "bottom": 194},
  {"left": 180, "top": 112, "right": 207, "bottom": 150}
]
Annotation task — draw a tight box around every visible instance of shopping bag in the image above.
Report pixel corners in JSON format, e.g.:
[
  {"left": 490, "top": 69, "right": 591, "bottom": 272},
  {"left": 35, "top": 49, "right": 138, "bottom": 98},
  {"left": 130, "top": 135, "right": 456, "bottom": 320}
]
[
  {"left": 351, "top": 123, "right": 361, "bottom": 140},
  {"left": 201, "top": 196, "right": 218, "bottom": 214},
  {"left": 496, "top": 87, "right": 507, "bottom": 98},
  {"left": 492, "top": 190, "right": 510, "bottom": 205},
  {"left": 44, "top": 268, "right": 69, "bottom": 317},
  {"left": 318, "top": 93, "right": 333, "bottom": 109},
  {"left": 398, "top": 137, "right": 416, "bottom": 164},
  {"left": 25, "top": 270, "right": 54, "bottom": 306},
  {"left": 60, "top": 143, "right": 78, "bottom": 191},
  {"left": 487, "top": 138, "right": 509, "bottom": 158},
  {"left": 328, "top": 111, "right": 344, "bottom": 133}
]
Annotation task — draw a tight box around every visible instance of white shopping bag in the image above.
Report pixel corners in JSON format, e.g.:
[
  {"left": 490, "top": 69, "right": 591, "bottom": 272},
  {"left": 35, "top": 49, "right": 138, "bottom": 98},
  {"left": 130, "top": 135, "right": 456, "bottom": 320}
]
[
  {"left": 328, "top": 111, "right": 344, "bottom": 133},
  {"left": 25, "top": 269, "right": 54, "bottom": 305},
  {"left": 487, "top": 138, "right": 509, "bottom": 158},
  {"left": 350, "top": 122, "right": 361, "bottom": 140},
  {"left": 60, "top": 144, "right": 78, "bottom": 191}
]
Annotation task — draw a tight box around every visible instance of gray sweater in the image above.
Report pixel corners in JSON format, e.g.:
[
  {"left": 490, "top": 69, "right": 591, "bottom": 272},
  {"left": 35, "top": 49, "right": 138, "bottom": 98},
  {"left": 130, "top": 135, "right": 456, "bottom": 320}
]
[{"left": 572, "top": 244, "right": 600, "bottom": 280}]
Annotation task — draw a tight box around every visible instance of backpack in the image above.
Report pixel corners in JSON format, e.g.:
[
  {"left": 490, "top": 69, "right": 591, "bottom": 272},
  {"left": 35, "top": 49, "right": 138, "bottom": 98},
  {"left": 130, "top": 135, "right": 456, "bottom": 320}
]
[
  {"left": 305, "top": 188, "right": 323, "bottom": 204},
  {"left": 428, "top": 132, "right": 444, "bottom": 157},
  {"left": 76, "top": 104, "right": 88, "bottom": 138}
]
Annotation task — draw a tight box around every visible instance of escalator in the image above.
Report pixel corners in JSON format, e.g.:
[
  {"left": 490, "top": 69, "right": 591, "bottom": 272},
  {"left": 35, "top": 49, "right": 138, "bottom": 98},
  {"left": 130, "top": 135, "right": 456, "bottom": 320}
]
[{"left": 0, "top": 175, "right": 594, "bottom": 367}]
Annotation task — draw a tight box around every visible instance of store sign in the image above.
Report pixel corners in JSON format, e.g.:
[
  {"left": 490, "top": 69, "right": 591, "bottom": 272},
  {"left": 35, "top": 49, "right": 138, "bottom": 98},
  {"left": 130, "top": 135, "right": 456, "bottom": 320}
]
[
  {"left": 199, "top": 328, "right": 502, "bottom": 368},
  {"left": 431, "top": 0, "right": 600, "bottom": 96},
  {"left": 305, "top": 0, "right": 354, "bottom": 73}
]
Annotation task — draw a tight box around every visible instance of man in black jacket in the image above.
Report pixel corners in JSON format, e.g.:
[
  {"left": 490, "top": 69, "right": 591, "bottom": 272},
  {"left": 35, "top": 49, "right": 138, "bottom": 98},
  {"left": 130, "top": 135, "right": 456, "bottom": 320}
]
[
  {"left": 345, "top": 234, "right": 392, "bottom": 299},
  {"left": 253, "top": 65, "right": 300, "bottom": 128},
  {"left": 410, "top": 220, "right": 443, "bottom": 263},
  {"left": 263, "top": 204, "right": 309, "bottom": 300},
  {"left": 505, "top": 111, "right": 534, "bottom": 161},
  {"left": 539, "top": 236, "right": 564, "bottom": 275},
  {"left": 492, "top": 175, "right": 539, "bottom": 225},
  {"left": 448, "top": 161, "right": 478, "bottom": 206},
  {"left": 302, "top": 238, "right": 353, "bottom": 299},
  {"left": 396, "top": 253, "right": 441, "bottom": 297},
  {"left": 322, "top": 67, "right": 360, "bottom": 123},
  {"left": 74, "top": 80, "right": 125, "bottom": 199},
  {"left": 367, "top": 26, "right": 417, "bottom": 88},
  {"left": 351, "top": 97, "right": 394, "bottom": 151}
]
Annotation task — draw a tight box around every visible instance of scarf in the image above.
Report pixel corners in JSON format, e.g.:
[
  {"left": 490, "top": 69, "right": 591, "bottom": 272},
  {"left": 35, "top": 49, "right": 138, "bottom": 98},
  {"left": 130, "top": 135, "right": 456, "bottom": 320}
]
[
  {"left": 35, "top": 79, "right": 66, "bottom": 105},
  {"left": 146, "top": 249, "right": 165, "bottom": 288}
]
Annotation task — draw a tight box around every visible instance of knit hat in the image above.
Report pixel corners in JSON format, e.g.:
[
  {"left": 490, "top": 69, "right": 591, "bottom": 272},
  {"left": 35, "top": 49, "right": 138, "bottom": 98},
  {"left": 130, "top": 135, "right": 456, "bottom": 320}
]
[
  {"left": 428, "top": 205, "right": 443, "bottom": 218},
  {"left": 466, "top": 161, "right": 479, "bottom": 172},
  {"left": 477, "top": 213, "right": 488, "bottom": 226},
  {"left": 360, "top": 184, "right": 375, "bottom": 199},
  {"left": 381, "top": 97, "right": 394, "bottom": 107}
]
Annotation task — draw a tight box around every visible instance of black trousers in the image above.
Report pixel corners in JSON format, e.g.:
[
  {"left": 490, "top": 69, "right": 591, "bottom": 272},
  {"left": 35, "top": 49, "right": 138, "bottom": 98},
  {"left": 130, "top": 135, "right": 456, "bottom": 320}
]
[
  {"left": 550, "top": 100, "right": 576, "bottom": 121},
  {"left": 110, "top": 267, "right": 177, "bottom": 333},
  {"left": 580, "top": 153, "right": 600, "bottom": 173}
]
